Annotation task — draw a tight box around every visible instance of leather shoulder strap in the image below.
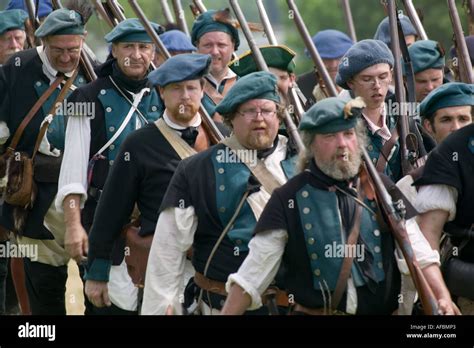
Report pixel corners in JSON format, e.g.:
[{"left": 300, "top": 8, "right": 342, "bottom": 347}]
[
  {"left": 32, "top": 70, "right": 78, "bottom": 159},
  {"left": 155, "top": 118, "right": 197, "bottom": 160},
  {"left": 331, "top": 185, "right": 364, "bottom": 311},
  {"left": 222, "top": 135, "right": 281, "bottom": 195},
  {"left": 8, "top": 75, "right": 64, "bottom": 152},
  {"left": 376, "top": 127, "right": 399, "bottom": 173}
]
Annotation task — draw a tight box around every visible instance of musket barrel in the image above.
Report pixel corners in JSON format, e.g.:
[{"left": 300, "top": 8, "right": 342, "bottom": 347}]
[
  {"left": 171, "top": 0, "right": 190, "bottom": 36},
  {"left": 287, "top": 0, "right": 338, "bottom": 97},
  {"left": 402, "top": 0, "right": 428, "bottom": 40},
  {"left": 193, "top": 0, "right": 207, "bottom": 13},
  {"left": 93, "top": 1, "right": 115, "bottom": 29},
  {"left": 107, "top": 0, "right": 127, "bottom": 22},
  {"left": 448, "top": 0, "right": 474, "bottom": 83},
  {"left": 341, "top": 0, "right": 357, "bottom": 42},
  {"left": 160, "top": 0, "right": 176, "bottom": 25},
  {"left": 256, "top": 0, "right": 277, "bottom": 45}
]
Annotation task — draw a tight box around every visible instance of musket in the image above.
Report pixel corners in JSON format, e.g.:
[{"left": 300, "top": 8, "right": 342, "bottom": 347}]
[
  {"left": 128, "top": 0, "right": 224, "bottom": 145},
  {"left": 160, "top": 0, "right": 176, "bottom": 26},
  {"left": 230, "top": 0, "right": 304, "bottom": 154},
  {"left": 51, "top": 0, "right": 97, "bottom": 81},
  {"left": 171, "top": 0, "right": 190, "bottom": 36},
  {"left": 402, "top": 0, "right": 428, "bottom": 40},
  {"left": 340, "top": 0, "right": 357, "bottom": 42},
  {"left": 92, "top": 1, "right": 115, "bottom": 29},
  {"left": 24, "top": 0, "right": 41, "bottom": 47},
  {"left": 361, "top": 147, "right": 438, "bottom": 315},
  {"left": 466, "top": 0, "right": 474, "bottom": 35},
  {"left": 193, "top": 0, "right": 207, "bottom": 13},
  {"left": 448, "top": 0, "right": 474, "bottom": 83},
  {"left": 287, "top": 0, "right": 338, "bottom": 98},
  {"left": 388, "top": 0, "right": 417, "bottom": 176},
  {"left": 255, "top": 0, "right": 306, "bottom": 122},
  {"left": 106, "top": 0, "right": 127, "bottom": 22}
]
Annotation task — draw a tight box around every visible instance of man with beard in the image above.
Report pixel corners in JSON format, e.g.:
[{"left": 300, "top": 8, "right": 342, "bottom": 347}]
[
  {"left": 84, "top": 54, "right": 228, "bottom": 314},
  {"left": 142, "top": 71, "right": 296, "bottom": 315},
  {"left": 408, "top": 40, "right": 446, "bottom": 103},
  {"left": 0, "top": 7, "right": 89, "bottom": 315},
  {"left": 336, "top": 39, "right": 405, "bottom": 182},
  {"left": 0, "top": 9, "right": 28, "bottom": 65},
  {"left": 54, "top": 18, "right": 163, "bottom": 315},
  {"left": 191, "top": 9, "right": 239, "bottom": 121},
  {"left": 220, "top": 97, "right": 457, "bottom": 315}
]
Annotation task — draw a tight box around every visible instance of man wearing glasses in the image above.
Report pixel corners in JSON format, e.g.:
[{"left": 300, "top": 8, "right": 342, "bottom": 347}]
[
  {"left": 142, "top": 71, "right": 295, "bottom": 315},
  {"left": 336, "top": 39, "right": 403, "bottom": 182}
]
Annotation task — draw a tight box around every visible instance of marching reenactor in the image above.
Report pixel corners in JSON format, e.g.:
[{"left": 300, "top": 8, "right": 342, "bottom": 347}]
[
  {"left": 84, "top": 53, "right": 228, "bottom": 314},
  {"left": 0, "top": 9, "right": 28, "bottom": 65},
  {"left": 374, "top": 14, "right": 418, "bottom": 47},
  {"left": 336, "top": 39, "right": 405, "bottom": 182},
  {"left": 229, "top": 45, "right": 296, "bottom": 108},
  {"left": 416, "top": 123, "right": 474, "bottom": 314},
  {"left": 297, "top": 30, "right": 354, "bottom": 104},
  {"left": 191, "top": 9, "right": 240, "bottom": 121},
  {"left": 407, "top": 40, "right": 446, "bottom": 102},
  {"left": 142, "top": 71, "right": 296, "bottom": 315},
  {"left": 0, "top": 7, "right": 89, "bottom": 315},
  {"left": 153, "top": 29, "right": 197, "bottom": 67},
  {"left": 221, "top": 97, "right": 458, "bottom": 315},
  {"left": 55, "top": 18, "right": 163, "bottom": 315}
]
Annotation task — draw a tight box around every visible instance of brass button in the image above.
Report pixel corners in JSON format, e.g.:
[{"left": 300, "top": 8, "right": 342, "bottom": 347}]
[
  {"left": 219, "top": 207, "right": 225, "bottom": 213},
  {"left": 311, "top": 253, "right": 318, "bottom": 260},
  {"left": 151, "top": 106, "right": 157, "bottom": 111},
  {"left": 301, "top": 191, "right": 309, "bottom": 198},
  {"left": 314, "top": 269, "right": 321, "bottom": 276},
  {"left": 35, "top": 81, "right": 42, "bottom": 87},
  {"left": 374, "top": 229, "right": 380, "bottom": 237},
  {"left": 219, "top": 185, "right": 225, "bottom": 191},
  {"left": 374, "top": 246, "right": 381, "bottom": 253},
  {"left": 100, "top": 89, "right": 106, "bottom": 95},
  {"left": 109, "top": 126, "right": 115, "bottom": 132},
  {"left": 106, "top": 107, "right": 112, "bottom": 113},
  {"left": 305, "top": 223, "right": 312, "bottom": 230},
  {"left": 236, "top": 239, "right": 242, "bottom": 245},
  {"left": 367, "top": 145, "right": 374, "bottom": 151},
  {"left": 109, "top": 144, "right": 115, "bottom": 150},
  {"left": 303, "top": 207, "right": 310, "bottom": 214},
  {"left": 378, "top": 262, "right": 383, "bottom": 269},
  {"left": 308, "top": 237, "right": 315, "bottom": 245},
  {"left": 109, "top": 160, "right": 114, "bottom": 166},
  {"left": 218, "top": 168, "right": 225, "bottom": 174}
]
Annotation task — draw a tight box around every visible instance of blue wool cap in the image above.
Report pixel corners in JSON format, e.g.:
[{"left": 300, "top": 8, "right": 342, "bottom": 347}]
[
  {"left": 215, "top": 71, "right": 280, "bottom": 116},
  {"left": 336, "top": 39, "right": 394, "bottom": 90},
  {"left": 148, "top": 53, "right": 211, "bottom": 87},
  {"left": 299, "top": 97, "right": 360, "bottom": 134},
  {"left": 450, "top": 35, "right": 474, "bottom": 65},
  {"left": 374, "top": 15, "right": 417, "bottom": 47},
  {"left": 408, "top": 40, "right": 445, "bottom": 74},
  {"left": 6, "top": 0, "right": 52, "bottom": 19},
  {"left": 105, "top": 18, "right": 164, "bottom": 43},
  {"left": 306, "top": 29, "right": 354, "bottom": 59},
  {"left": 191, "top": 9, "right": 240, "bottom": 50},
  {"left": 160, "top": 29, "right": 196, "bottom": 52},
  {"left": 35, "top": 9, "right": 85, "bottom": 38},
  {"left": 418, "top": 82, "right": 474, "bottom": 120},
  {"left": 0, "top": 9, "right": 28, "bottom": 35}
]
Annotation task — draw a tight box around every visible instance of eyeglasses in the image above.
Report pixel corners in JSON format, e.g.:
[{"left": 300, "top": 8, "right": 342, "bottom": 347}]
[
  {"left": 354, "top": 74, "right": 391, "bottom": 87},
  {"left": 237, "top": 109, "right": 277, "bottom": 120}
]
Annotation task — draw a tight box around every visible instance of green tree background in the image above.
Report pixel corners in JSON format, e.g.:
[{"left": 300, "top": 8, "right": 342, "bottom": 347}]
[{"left": 1, "top": 0, "right": 469, "bottom": 74}]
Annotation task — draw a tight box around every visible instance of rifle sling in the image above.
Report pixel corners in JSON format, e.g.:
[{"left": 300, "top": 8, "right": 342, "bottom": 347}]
[
  {"left": 222, "top": 135, "right": 281, "bottom": 195},
  {"left": 155, "top": 118, "right": 197, "bottom": 160},
  {"left": 8, "top": 74, "right": 64, "bottom": 152},
  {"left": 331, "top": 183, "right": 364, "bottom": 311}
]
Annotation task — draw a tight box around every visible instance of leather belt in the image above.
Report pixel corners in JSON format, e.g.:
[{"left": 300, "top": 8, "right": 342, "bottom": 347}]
[
  {"left": 194, "top": 272, "right": 289, "bottom": 307},
  {"left": 293, "top": 302, "right": 347, "bottom": 315}
]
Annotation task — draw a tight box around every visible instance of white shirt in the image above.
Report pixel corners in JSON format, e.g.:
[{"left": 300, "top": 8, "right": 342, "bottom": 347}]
[
  {"left": 141, "top": 136, "right": 289, "bottom": 315},
  {"left": 205, "top": 69, "right": 237, "bottom": 92}
]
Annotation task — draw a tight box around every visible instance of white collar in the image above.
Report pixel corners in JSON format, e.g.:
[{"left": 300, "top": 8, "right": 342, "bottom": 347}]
[
  {"left": 362, "top": 104, "right": 392, "bottom": 142},
  {"left": 37, "top": 45, "right": 75, "bottom": 84},
  {"left": 163, "top": 112, "right": 201, "bottom": 130},
  {"left": 205, "top": 68, "right": 237, "bottom": 89}
]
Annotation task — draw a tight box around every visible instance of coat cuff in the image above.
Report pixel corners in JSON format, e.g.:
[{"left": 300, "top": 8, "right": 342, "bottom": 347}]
[{"left": 85, "top": 258, "right": 112, "bottom": 282}]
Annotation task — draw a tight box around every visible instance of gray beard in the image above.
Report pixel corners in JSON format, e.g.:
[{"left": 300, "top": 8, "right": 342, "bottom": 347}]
[{"left": 316, "top": 150, "right": 362, "bottom": 181}]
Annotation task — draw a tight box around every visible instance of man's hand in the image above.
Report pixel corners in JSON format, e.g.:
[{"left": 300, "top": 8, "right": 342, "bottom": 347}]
[
  {"left": 64, "top": 223, "right": 88, "bottom": 264},
  {"left": 85, "top": 280, "right": 111, "bottom": 308},
  {"left": 437, "top": 298, "right": 462, "bottom": 315}
]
